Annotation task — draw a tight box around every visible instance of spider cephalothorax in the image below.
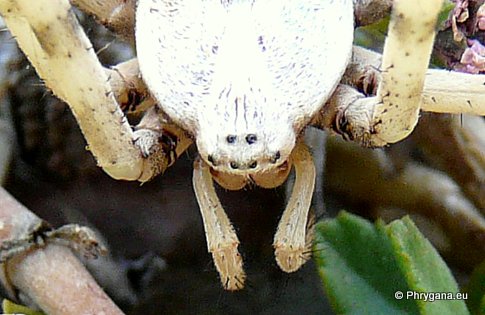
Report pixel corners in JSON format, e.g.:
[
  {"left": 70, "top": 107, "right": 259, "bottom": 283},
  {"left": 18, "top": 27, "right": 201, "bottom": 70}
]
[{"left": 136, "top": 0, "right": 354, "bottom": 175}]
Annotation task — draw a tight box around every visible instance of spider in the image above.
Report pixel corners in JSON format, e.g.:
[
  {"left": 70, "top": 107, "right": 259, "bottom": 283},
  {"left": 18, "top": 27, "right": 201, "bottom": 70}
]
[{"left": 0, "top": 0, "right": 484, "bottom": 291}]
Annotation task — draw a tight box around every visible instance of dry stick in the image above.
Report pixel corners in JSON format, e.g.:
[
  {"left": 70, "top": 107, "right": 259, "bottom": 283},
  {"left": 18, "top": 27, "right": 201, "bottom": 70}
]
[
  {"left": 0, "top": 0, "right": 164, "bottom": 182},
  {"left": 325, "top": 138, "right": 485, "bottom": 269},
  {"left": 0, "top": 187, "right": 124, "bottom": 315},
  {"left": 70, "top": 0, "right": 135, "bottom": 44},
  {"left": 414, "top": 114, "right": 485, "bottom": 213},
  {"left": 337, "top": 0, "right": 444, "bottom": 147}
]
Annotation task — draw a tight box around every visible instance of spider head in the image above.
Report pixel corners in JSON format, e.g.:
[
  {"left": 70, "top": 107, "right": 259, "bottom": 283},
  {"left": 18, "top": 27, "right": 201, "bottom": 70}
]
[{"left": 195, "top": 113, "right": 296, "bottom": 174}]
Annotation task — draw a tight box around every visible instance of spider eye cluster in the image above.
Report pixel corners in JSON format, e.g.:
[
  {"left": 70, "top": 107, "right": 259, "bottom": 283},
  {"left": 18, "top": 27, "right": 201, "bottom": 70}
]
[
  {"left": 207, "top": 151, "right": 280, "bottom": 171},
  {"left": 205, "top": 133, "right": 281, "bottom": 172},
  {"left": 225, "top": 134, "right": 258, "bottom": 144},
  {"left": 197, "top": 122, "right": 295, "bottom": 174}
]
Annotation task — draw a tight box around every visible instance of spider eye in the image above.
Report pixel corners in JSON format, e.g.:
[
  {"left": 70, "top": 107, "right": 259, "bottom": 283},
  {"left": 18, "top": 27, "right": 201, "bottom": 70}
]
[
  {"left": 249, "top": 161, "right": 257, "bottom": 169},
  {"left": 270, "top": 151, "right": 281, "bottom": 164},
  {"left": 207, "top": 155, "right": 216, "bottom": 165},
  {"left": 226, "top": 135, "right": 237, "bottom": 143},
  {"left": 230, "top": 161, "right": 239, "bottom": 169},
  {"left": 245, "top": 134, "right": 257, "bottom": 144}
]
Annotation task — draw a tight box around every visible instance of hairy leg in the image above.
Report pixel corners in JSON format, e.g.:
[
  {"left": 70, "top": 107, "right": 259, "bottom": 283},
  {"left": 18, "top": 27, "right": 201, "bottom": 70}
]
[
  {"left": 0, "top": 0, "right": 190, "bottom": 182},
  {"left": 134, "top": 106, "right": 193, "bottom": 181},
  {"left": 192, "top": 157, "right": 246, "bottom": 291},
  {"left": 273, "top": 140, "right": 316, "bottom": 273},
  {"left": 313, "top": 0, "right": 485, "bottom": 147}
]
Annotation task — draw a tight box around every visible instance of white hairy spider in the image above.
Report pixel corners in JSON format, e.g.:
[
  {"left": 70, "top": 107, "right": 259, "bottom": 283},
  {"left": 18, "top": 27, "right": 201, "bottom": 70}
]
[
  {"left": 0, "top": 0, "right": 484, "bottom": 292},
  {"left": 137, "top": 0, "right": 353, "bottom": 175}
]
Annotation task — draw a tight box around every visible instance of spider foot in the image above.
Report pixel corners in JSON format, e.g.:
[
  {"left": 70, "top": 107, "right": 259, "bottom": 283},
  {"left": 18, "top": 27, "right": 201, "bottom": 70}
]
[
  {"left": 274, "top": 217, "right": 314, "bottom": 274},
  {"left": 133, "top": 128, "right": 177, "bottom": 180},
  {"left": 274, "top": 244, "right": 311, "bottom": 273},
  {"left": 211, "top": 243, "right": 246, "bottom": 291},
  {"left": 132, "top": 106, "right": 180, "bottom": 181},
  {"left": 0, "top": 222, "right": 107, "bottom": 263},
  {"left": 273, "top": 141, "right": 316, "bottom": 273},
  {"left": 133, "top": 129, "right": 171, "bottom": 159},
  {"left": 357, "top": 66, "right": 380, "bottom": 96}
]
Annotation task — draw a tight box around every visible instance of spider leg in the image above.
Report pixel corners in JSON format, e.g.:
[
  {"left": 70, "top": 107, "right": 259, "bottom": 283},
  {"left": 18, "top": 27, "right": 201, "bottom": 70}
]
[
  {"left": 273, "top": 140, "right": 316, "bottom": 273},
  {"left": 133, "top": 106, "right": 193, "bottom": 181},
  {"left": 107, "top": 58, "right": 156, "bottom": 114},
  {"left": 69, "top": 0, "right": 135, "bottom": 43},
  {"left": 340, "top": 0, "right": 444, "bottom": 147},
  {"left": 313, "top": 0, "right": 462, "bottom": 148},
  {"left": 192, "top": 157, "right": 246, "bottom": 291},
  {"left": 346, "top": 46, "right": 485, "bottom": 116},
  {"left": 313, "top": 47, "right": 485, "bottom": 146},
  {"left": 0, "top": 0, "right": 191, "bottom": 182}
]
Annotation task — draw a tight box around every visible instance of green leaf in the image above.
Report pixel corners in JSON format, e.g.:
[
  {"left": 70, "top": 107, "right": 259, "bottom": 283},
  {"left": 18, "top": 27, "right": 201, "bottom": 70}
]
[
  {"left": 314, "top": 211, "right": 470, "bottom": 315},
  {"left": 465, "top": 261, "right": 485, "bottom": 315},
  {"left": 354, "top": 17, "right": 389, "bottom": 51},
  {"left": 386, "top": 217, "right": 469, "bottom": 315},
  {"left": 2, "top": 299, "right": 46, "bottom": 315},
  {"left": 314, "top": 212, "right": 418, "bottom": 314}
]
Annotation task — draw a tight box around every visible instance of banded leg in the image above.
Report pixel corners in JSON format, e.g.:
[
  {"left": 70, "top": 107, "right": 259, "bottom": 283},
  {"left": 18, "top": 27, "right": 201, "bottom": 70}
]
[
  {"left": 273, "top": 140, "right": 316, "bottom": 273},
  {"left": 192, "top": 157, "right": 246, "bottom": 291}
]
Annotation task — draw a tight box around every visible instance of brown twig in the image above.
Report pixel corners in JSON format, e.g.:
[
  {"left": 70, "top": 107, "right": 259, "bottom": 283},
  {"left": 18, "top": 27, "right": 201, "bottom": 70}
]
[
  {"left": 414, "top": 113, "right": 485, "bottom": 213},
  {"left": 0, "top": 187, "right": 124, "bottom": 315}
]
